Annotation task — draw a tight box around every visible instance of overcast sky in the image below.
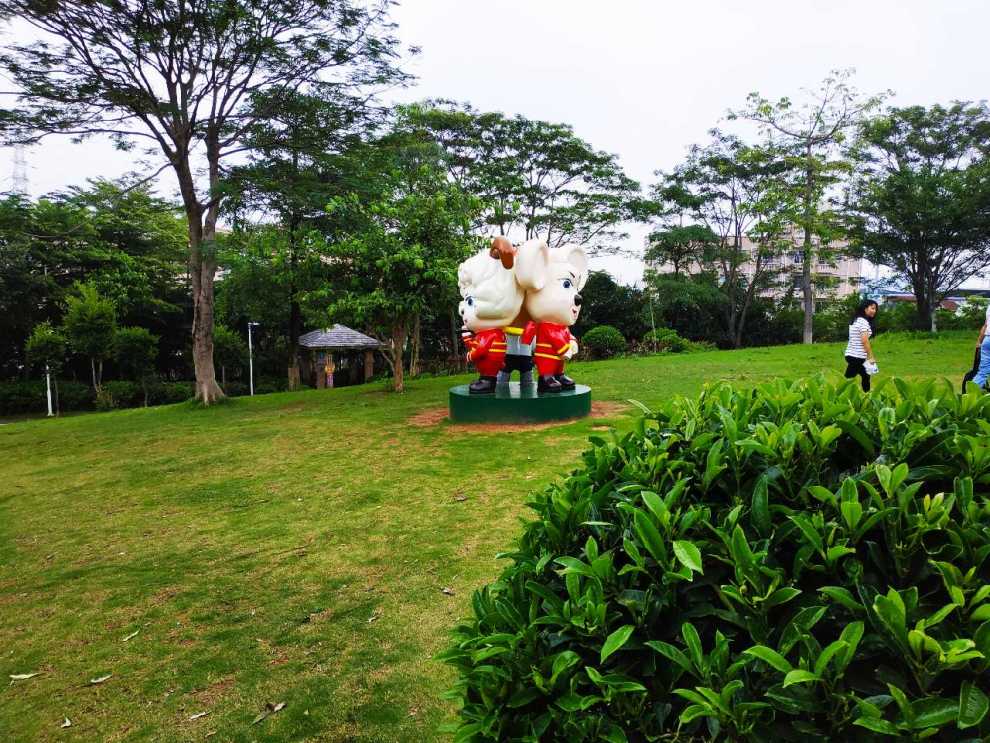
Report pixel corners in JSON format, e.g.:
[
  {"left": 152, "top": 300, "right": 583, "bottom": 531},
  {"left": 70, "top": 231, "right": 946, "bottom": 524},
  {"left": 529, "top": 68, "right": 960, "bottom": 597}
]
[{"left": 3, "top": 0, "right": 989, "bottom": 285}]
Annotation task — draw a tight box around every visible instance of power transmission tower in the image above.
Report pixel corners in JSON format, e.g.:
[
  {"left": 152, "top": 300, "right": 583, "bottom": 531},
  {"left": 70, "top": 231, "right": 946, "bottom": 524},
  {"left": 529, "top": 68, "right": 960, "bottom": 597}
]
[{"left": 12, "top": 144, "right": 28, "bottom": 195}]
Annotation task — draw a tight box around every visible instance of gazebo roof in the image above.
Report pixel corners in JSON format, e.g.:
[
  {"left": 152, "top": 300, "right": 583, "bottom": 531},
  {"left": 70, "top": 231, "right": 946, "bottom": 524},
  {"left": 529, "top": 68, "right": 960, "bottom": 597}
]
[{"left": 298, "top": 325, "right": 383, "bottom": 350}]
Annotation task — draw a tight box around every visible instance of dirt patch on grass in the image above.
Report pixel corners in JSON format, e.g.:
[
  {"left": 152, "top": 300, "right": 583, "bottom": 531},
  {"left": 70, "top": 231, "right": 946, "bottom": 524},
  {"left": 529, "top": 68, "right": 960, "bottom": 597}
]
[
  {"left": 189, "top": 674, "right": 235, "bottom": 707},
  {"left": 407, "top": 401, "right": 629, "bottom": 432}
]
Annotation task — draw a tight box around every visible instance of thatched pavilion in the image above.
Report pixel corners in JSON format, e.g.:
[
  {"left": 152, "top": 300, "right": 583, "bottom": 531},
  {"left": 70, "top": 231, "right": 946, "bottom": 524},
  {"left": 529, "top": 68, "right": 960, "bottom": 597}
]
[{"left": 298, "top": 325, "right": 383, "bottom": 388}]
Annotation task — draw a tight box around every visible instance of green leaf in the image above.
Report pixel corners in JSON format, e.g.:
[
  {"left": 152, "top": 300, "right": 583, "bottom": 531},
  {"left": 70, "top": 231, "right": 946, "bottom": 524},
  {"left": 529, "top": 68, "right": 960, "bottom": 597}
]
[
  {"left": 819, "top": 586, "right": 866, "bottom": 613},
  {"left": 782, "top": 669, "right": 820, "bottom": 687},
  {"left": 910, "top": 697, "right": 957, "bottom": 729},
  {"left": 814, "top": 640, "right": 848, "bottom": 677},
  {"left": 788, "top": 513, "right": 824, "bottom": 555},
  {"left": 853, "top": 717, "right": 900, "bottom": 735},
  {"left": 764, "top": 587, "right": 802, "bottom": 609},
  {"left": 742, "top": 645, "right": 792, "bottom": 673},
  {"left": 679, "top": 703, "right": 713, "bottom": 724},
  {"left": 958, "top": 681, "right": 989, "bottom": 729},
  {"left": 673, "top": 540, "right": 704, "bottom": 574},
  {"left": 682, "top": 623, "right": 705, "bottom": 673},
  {"left": 550, "top": 650, "right": 581, "bottom": 683},
  {"left": 633, "top": 509, "right": 668, "bottom": 563},
  {"left": 751, "top": 474, "right": 771, "bottom": 535},
  {"left": 645, "top": 641, "right": 692, "bottom": 675},
  {"left": 601, "top": 625, "right": 635, "bottom": 663}
]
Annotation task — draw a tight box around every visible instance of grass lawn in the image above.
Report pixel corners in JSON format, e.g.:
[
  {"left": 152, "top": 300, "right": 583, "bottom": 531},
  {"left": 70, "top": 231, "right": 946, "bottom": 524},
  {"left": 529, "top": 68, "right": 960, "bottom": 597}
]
[{"left": 0, "top": 332, "right": 980, "bottom": 742}]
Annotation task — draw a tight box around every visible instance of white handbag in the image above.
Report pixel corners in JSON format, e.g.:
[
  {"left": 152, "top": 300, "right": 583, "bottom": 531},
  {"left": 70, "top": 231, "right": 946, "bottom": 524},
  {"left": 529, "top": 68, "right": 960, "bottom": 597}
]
[{"left": 864, "top": 360, "right": 879, "bottom": 376}]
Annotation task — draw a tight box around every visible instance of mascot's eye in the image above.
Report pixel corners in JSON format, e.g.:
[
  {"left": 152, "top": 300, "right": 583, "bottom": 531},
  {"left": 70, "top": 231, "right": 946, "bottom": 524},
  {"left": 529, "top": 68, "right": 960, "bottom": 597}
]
[
  {"left": 466, "top": 297, "right": 474, "bottom": 306},
  {"left": 562, "top": 279, "right": 573, "bottom": 289}
]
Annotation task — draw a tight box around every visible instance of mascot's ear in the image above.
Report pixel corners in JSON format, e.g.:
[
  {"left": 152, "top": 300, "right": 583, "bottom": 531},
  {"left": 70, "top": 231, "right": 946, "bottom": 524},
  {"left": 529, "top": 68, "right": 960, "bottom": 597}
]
[
  {"left": 562, "top": 244, "right": 589, "bottom": 290},
  {"left": 514, "top": 239, "right": 550, "bottom": 291}
]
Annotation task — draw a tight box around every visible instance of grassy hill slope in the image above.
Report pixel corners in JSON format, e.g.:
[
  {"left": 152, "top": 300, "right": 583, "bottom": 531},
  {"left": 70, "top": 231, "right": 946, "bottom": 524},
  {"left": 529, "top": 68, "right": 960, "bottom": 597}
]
[{"left": 0, "top": 332, "right": 979, "bottom": 741}]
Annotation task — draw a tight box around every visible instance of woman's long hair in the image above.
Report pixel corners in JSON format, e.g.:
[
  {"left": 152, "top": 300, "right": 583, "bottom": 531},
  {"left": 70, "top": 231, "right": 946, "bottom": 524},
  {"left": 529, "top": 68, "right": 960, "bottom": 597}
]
[{"left": 852, "top": 298, "right": 878, "bottom": 333}]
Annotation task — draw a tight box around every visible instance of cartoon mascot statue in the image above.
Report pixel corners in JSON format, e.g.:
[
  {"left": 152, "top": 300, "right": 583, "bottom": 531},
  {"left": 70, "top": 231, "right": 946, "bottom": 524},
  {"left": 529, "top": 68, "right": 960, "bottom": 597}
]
[
  {"left": 514, "top": 240, "right": 588, "bottom": 394},
  {"left": 457, "top": 238, "right": 525, "bottom": 394}
]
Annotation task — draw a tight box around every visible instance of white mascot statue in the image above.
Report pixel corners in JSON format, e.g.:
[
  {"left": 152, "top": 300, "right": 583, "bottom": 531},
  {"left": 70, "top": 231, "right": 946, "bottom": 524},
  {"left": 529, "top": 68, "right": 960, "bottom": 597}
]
[
  {"left": 457, "top": 239, "right": 525, "bottom": 394},
  {"left": 513, "top": 240, "right": 588, "bottom": 394}
]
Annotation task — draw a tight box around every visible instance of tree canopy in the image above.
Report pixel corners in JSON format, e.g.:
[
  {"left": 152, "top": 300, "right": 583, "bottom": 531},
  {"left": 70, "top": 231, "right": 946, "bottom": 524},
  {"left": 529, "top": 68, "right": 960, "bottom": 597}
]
[
  {"left": 0, "top": 0, "right": 410, "bottom": 402},
  {"left": 845, "top": 102, "right": 990, "bottom": 330}
]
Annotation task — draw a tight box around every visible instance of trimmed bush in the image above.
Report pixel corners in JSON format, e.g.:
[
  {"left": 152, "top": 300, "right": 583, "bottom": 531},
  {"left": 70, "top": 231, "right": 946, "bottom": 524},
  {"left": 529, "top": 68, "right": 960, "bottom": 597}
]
[
  {"left": 103, "top": 380, "right": 142, "bottom": 408},
  {"left": 641, "top": 327, "right": 715, "bottom": 354},
  {"left": 582, "top": 326, "right": 627, "bottom": 359},
  {"left": 442, "top": 377, "right": 990, "bottom": 740},
  {"left": 146, "top": 381, "right": 195, "bottom": 406}
]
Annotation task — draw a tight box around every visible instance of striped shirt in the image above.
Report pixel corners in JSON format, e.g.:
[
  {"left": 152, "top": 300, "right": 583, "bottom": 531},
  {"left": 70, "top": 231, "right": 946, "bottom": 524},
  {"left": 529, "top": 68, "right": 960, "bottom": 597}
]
[{"left": 845, "top": 317, "right": 872, "bottom": 359}]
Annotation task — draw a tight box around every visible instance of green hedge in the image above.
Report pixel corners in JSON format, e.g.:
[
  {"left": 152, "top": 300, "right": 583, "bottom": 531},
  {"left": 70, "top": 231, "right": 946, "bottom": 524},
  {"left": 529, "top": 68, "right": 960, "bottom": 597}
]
[
  {"left": 0, "top": 379, "right": 195, "bottom": 415},
  {"left": 0, "top": 380, "right": 93, "bottom": 415},
  {"left": 581, "top": 326, "right": 627, "bottom": 360},
  {"left": 442, "top": 377, "right": 990, "bottom": 741}
]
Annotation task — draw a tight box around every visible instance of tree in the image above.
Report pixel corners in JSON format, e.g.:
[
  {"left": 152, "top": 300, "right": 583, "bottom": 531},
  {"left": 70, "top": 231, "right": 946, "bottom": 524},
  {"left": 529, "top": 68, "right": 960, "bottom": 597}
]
[
  {"left": 114, "top": 326, "right": 159, "bottom": 406},
  {"left": 0, "top": 182, "right": 189, "bottom": 380},
  {"left": 730, "top": 69, "right": 888, "bottom": 343},
  {"left": 25, "top": 321, "right": 67, "bottom": 413},
  {"left": 213, "top": 324, "right": 248, "bottom": 392},
  {"left": 0, "top": 0, "right": 409, "bottom": 403},
  {"left": 311, "top": 134, "right": 481, "bottom": 392},
  {"left": 651, "top": 133, "right": 793, "bottom": 347},
  {"left": 570, "top": 271, "right": 648, "bottom": 342},
  {"left": 63, "top": 283, "right": 116, "bottom": 391},
  {"left": 223, "top": 89, "right": 380, "bottom": 388},
  {"left": 644, "top": 224, "right": 719, "bottom": 278},
  {"left": 403, "top": 100, "right": 643, "bottom": 254},
  {"left": 844, "top": 102, "right": 990, "bottom": 331}
]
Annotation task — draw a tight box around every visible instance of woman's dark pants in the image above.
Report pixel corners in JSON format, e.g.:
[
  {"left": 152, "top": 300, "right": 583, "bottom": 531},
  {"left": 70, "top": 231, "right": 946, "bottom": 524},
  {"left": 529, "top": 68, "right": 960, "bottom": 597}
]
[{"left": 844, "top": 355, "right": 870, "bottom": 392}]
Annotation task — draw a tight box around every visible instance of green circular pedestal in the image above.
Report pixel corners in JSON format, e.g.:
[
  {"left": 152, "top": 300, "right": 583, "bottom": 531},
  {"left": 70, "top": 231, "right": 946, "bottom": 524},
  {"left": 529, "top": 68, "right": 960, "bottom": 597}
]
[{"left": 449, "top": 382, "right": 591, "bottom": 423}]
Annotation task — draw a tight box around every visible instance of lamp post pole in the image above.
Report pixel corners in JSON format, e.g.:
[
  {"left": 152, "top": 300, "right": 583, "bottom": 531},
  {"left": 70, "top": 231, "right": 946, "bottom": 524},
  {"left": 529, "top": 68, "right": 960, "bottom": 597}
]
[
  {"left": 248, "top": 322, "right": 259, "bottom": 396},
  {"left": 45, "top": 363, "right": 53, "bottom": 417}
]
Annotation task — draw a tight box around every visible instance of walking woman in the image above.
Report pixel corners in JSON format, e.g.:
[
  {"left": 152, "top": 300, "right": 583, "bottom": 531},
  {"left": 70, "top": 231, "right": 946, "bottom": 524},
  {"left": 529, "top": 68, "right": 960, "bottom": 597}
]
[
  {"left": 970, "top": 301, "right": 990, "bottom": 391},
  {"left": 844, "top": 298, "right": 878, "bottom": 392}
]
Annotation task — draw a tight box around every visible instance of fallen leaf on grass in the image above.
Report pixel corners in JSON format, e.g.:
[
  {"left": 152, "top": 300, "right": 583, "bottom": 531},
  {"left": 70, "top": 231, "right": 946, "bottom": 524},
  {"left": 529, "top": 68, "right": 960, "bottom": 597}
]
[
  {"left": 9, "top": 672, "right": 40, "bottom": 682},
  {"left": 189, "top": 711, "right": 208, "bottom": 720},
  {"left": 61, "top": 718, "right": 72, "bottom": 728},
  {"left": 453, "top": 494, "right": 468, "bottom": 502},
  {"left": 89, "top": 674, "right": 112, "bottom": 685},
  {"left": 368, "top": 609, "right": 382, "bottom": 623},
  {"left": 441, "top": 587, "right": 455, "bottom": 596},
  {"left": 122, "top": 630, "right": 140, "bottom": 642},
  {"left": 251, "top": 701, "right": 286, "bottom": 725}
]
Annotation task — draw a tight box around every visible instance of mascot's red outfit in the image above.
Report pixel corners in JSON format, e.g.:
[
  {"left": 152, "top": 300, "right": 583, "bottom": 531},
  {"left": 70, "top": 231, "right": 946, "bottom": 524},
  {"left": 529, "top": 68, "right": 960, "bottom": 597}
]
[
  {"left": 464, "top": 328, "right": 507, "bottom": 376},
  {"left": 522, "top": 322, "right": 573, "bottom": 377}
]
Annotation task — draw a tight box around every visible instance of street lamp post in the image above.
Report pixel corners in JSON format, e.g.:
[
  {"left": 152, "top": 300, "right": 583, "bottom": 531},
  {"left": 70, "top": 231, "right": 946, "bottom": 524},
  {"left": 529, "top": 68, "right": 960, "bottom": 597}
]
[{"left": 248, "top": 321, "right": 259, "bottom": 396}]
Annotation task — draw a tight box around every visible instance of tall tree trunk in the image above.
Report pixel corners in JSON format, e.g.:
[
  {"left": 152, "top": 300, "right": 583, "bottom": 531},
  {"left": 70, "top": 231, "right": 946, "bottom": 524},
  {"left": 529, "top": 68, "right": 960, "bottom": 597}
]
[
  {"left": 409, "top": 313, "right": 421, "bottom": 377},
  {"left": 391, "top": 323, "right": 407, "bottom": 392},
  {"left": 189, "top": 246, "right": 224, "bottom": 404},
  {"left": 177, "top": 147, "right": 224, "bottom": 405},
  {"left": 802, "top": 149, "right": 815, "bottom": 345},
  {"left": 90, "top": 358, "right": 98, "bottom": 392}
]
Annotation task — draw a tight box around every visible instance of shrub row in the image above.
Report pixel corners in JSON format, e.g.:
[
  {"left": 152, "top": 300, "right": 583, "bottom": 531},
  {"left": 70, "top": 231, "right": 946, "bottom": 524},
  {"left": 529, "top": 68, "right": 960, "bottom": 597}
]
[
  {"left": 442, "top": 377, "right": 990, "bottom": 741},
  {"left": 581, "top": 326, "right": 716, "bottom": 360}
]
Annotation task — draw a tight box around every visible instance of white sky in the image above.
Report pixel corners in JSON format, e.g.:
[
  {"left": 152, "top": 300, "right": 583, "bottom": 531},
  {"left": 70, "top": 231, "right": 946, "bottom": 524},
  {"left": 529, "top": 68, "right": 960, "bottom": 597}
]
[{"left": 3, "top": 0, "right": 990, "bottom": 286}]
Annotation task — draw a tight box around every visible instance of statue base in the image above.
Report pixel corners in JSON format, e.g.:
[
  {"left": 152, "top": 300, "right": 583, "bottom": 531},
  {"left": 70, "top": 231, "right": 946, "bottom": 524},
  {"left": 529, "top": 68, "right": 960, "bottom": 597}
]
[{"left": 448, "top": 382, "right": 591, "bottom": 424}]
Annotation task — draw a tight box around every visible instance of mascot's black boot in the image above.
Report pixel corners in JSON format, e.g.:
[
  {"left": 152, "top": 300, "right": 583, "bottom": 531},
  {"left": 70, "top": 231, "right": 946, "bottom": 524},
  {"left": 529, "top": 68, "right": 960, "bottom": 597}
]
[
  {"left": 555, "top": 374, "right": 576, "bottom": 390},
  {"left": 537, "top": 375, "right": 563, "bottom": 394},
  {"left": 469, "top": 376, "right": 497, "bottom": 395}
]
